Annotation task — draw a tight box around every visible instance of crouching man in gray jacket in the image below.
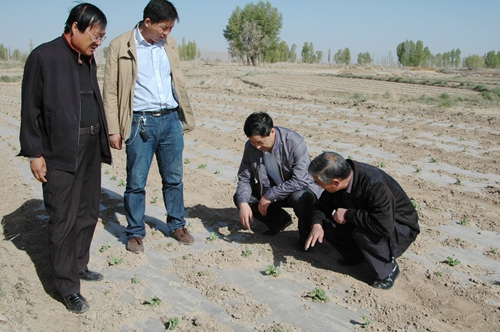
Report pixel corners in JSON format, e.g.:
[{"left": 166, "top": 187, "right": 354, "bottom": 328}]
[{"left": 234, "top": 112, "right": 322, "bottom": 247}]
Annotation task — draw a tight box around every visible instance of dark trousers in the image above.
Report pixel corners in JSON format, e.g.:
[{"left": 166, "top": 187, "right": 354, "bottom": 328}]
[
  {"left": 42, "top": 134, "right": 101, "bottom": 297},
  {"left": 234, "top": 187, "right": 317, "bottom": 237},
  {"left": 323, "top": 220, "right": 415, "bottom": 279}
]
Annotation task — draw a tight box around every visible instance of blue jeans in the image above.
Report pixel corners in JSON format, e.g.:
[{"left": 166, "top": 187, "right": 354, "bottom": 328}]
[{"left": 124, "top": 111, "right": 185, "bottom": 239}]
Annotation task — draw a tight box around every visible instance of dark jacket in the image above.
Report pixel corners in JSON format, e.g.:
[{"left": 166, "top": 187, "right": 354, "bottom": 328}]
[
  {"left": 18, "top": 36, "right": 111, "bottom": 171},
  {"left": 234, "top": 126, "right": 322, "bottom": 205},
  {"left": 312, "top": 160, "right": 419, "bottom": 251}
]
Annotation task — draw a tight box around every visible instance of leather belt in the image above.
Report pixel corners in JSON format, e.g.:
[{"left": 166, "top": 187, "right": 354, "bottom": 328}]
[
  {"left": 133, "top": 107, "right": 178, "bottom": 117},
  {"left": 79, "top": 123, "right": 100, "bottom": 136}
]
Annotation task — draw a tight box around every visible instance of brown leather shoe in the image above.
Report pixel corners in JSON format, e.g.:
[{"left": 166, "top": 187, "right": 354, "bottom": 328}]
[
  {"left": 171, "top": 227, "right": 194, "bottom": 245},
  {"left": 126, "top": 237, "right": 144, "bottom": 254}
]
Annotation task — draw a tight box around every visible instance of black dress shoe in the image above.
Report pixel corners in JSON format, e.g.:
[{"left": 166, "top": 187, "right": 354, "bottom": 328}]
[
  {"left": 261, "top": 214, "right": 292, "bottom": 236},
  {"left": 79, "top": 269, "right": 103, "bottom": 281},
  {"left": 64, "top": 293, "right": 89, "bottom": 314},
  {"left": 338, "top": 257, "right": 364, "bottom": 266},
  {"left": 373, "top": 264, "right": 400, "bottom": 290}
]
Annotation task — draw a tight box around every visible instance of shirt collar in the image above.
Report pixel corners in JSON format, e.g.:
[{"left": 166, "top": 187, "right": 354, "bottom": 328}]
[{"left": 134, "top": 23, "right": 166, "bottom": 47}]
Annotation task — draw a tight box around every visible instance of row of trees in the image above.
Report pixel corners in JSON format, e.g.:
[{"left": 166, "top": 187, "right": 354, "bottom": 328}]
[
  {"left": 396, "top": 40, "right": 461, "bottom": 68},
  {"left": 178, "top": 38, "right": 200, "bottom": 61},
  {"left": 0, "top": 44, "right": 27, "bottom": 61}
]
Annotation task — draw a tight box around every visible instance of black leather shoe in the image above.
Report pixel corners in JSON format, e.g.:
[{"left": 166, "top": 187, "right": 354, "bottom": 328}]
[
  {"left": 79, "top": 269, "right": 103, "bottom": 281},
  {"left": 373, "top": 264, "right": 400, "bottom": 290},
  {"left": 338, "top": 257, "right": 364, "bottom": 266},
  {"left": 261, "top": 214, "right": 292, "bottom": 236},
  {"left": 64, "top": 293, "right": 90, "bottom": 314}
]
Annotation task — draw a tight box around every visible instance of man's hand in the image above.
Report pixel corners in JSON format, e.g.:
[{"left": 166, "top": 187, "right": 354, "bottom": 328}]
[
  {"left": 109, "top": 133, "right": 123, "bottom": 150},
  {"left": 258, "top": 195, "right": 271, "bottom": 216},
  {"left": 333, "top": 208, "right": 347, "bottom": 225},
  {"left": 238, "top": 203, "right": 254, "bottom": 230},
  {"left": 30, "top": 157, "right": 47, "bottom": 183},
  {"left": 305, "top": 223, "right": 324, "bottom": 250}
]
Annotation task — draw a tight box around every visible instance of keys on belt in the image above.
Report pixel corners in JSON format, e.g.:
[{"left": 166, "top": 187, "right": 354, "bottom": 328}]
[
  {"left": 79, "top": 123, "right": 100, "bottom": 135},
  {"left": 133, "top": 107, "right": 178, "bottom": 117}
]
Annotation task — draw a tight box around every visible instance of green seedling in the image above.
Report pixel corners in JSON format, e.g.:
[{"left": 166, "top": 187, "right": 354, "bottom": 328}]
[
  {"left": 361, "top": 315, "right": 371, "bottom": 328},
  {"left": 430, "top": 158, "right": 438, "bottom": 163},
  {"left": 167, "top": 242, "right": 173, "bottom": 247},
  {"left": 198, "top": 271, "right": 205, "bottom": 276},
  {"left": 108, "top": 257, "right": 123, "bottom": 266},
  {"left": 454, "top": 178, "right": 462, "bottom": 185},
  {"left": 182, "top": 255, "right": 188, "bottom": 260},
  {"left": 131, "top": 276, "right": 140, "bottom": 284},
  {"left": 241, "top": 248, "right": 252, "bottom": 258},
  {"left": 110, "top": 175, "right": 117, "bottom": 180},
  {"left": 412, "top": 201, "right": 419, "bottom": 210},
  {"left": 166, "top": 317, "right": 179, "bottom": 330},
  {"left": 308, "top": 287, "right": 329, "bottom": 302},
  {"left": 214, "top": 169, "right": 221, "bottom": 175},
  {"left": 265, "top": 265, "right": 281, "bottom": 277},
  {"left": 435, "top": 271, "right": 443, "bottom": 277},
  {"left": 99, "top": 242, "right": 111, "bottom": 253},
  {"left": 144, "top": 296, "right": 161, "bottom": 306},
  {"left": 459, "top": 217, "right": 468, "bottom": 225},
  {"left": 444, "top": 256, "right": 460, "bottom": 266},
  {"left": 118, "top": 179, "right": 125, "bottom": 187},
  {"left": 104, "top": 170, "right": 109, "bottom": 175},
  {"left": 207, "top": 232, "right": 218, "bottom": 242},
  {"left": 221, "top": 286, "right": 228, "bottom": 291},
  {"left": 197, "top": 163, "right": 207, "bottom": 169},
  {"left": 150, "top": 196, "right": 158, "bottom": 204},
  {"left": 184, "top": 158, "right": 190, "bottom": 164},
  {"left": 416, "top": 167, "right": 422, "bottom": 173}
]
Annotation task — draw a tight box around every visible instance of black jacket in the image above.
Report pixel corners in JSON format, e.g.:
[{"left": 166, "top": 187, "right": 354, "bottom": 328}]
[
  {"left": 312, "top": 160, "right": 419, "bottom": 250},
  {"left": 18, "top": 36, "right": 111, "bottom": 171}
]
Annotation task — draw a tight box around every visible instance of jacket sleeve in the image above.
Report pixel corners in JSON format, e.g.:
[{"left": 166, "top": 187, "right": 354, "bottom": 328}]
[
  {"left": 265, "top": 136, "right": 311, "bottom": 202},
  {"left": 234, "top": 143, "right": 254, "bottom": 206},
  {"left": 311, "top": 191, "right": 337, "bottom": 225},
  {"left": 344, "top": 183, "right": 395, "bottom": 238},
  {"left": 103, "top": 40, "right": 120, "bottom": 136},
  {"left": 19, "top": 51, "right": 44, "bottom": 158}
]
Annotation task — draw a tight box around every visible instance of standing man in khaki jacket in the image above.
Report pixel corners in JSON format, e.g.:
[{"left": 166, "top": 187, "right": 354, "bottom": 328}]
[{"left": 103, "top": 0, "right": 195, "bottom": 253}]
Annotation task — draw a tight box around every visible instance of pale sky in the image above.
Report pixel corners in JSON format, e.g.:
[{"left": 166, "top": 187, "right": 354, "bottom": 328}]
[{"left": 1, "top": 0, "right": 499, "bottom": 62}]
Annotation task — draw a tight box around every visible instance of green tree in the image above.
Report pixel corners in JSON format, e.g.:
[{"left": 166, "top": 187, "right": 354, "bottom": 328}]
[
  {"left": 0, "top": 44, "right": 7, "bottom": 60},
  {"left": 344, "top": 47, "right": 351, "bottom": 65},
  {"left": 11, "top": 48, "right": 21, "bottom": 61},
  {"left": 315, "top": 50, "right": 323, "bottom": 63},
  {"left": 484, "top": 50, "right": 499, "bottom": 68},
  {"left": 454, "top": 48, "right": 461, "bottom": 67},
  {"left": 463, "top": 54, "right": 484, "bottom": 69},
  {"left": 289, "top": 43, "right": 297, "bottom": 63},
  {"left": 328, "top": 48, "right": 331, "bottom": 63},
  {"left": 223, "top": 1, "right": 283, "bottom": 65},
  {"left": 301, "top": 42, "right": 317, "bottom": 63},
  {"left": 357, "top": 52, "right": 372, "bottom": 65}
]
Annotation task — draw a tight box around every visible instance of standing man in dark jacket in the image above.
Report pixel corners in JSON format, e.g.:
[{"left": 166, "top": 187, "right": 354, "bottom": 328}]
[
  {"left": 18, "top": 3, "right": 111, "bottom": 313},
  {"left": 234, "top": 112, "right": 322, "bottom": 245},
  {"left": 306, "top": 152, "right": 419, "bottom": 289}
]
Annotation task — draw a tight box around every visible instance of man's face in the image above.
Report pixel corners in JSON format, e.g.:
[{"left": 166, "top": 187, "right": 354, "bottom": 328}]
[
  {"left": 313, "top": 175, "right": 340, "bottom": 193},
  {"left": 142, "top": 19, "right": 175, "bottom": 44},
  {"left": 70, "top": 22, "right": 105, "bottom": 56},
  {"left": 248, "top": 129, "right": 276, "bottom": 152}
]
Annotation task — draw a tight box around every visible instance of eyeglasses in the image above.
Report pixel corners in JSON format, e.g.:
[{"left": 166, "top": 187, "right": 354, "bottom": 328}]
[{"left": 86, "top": 29, "right": 106, "bottom": 42}]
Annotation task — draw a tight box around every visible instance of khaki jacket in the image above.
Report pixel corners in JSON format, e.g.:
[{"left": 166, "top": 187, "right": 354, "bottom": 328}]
[{"left": 103, "top": 28, "right": 195, "bottom": 140}]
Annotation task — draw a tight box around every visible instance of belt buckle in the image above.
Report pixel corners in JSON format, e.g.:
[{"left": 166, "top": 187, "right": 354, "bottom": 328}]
[
  {"left": 90, "top": 124, "right": 99, "bottom": 135},
  {"left": 151, "top": 111, "right": 162, "bottom": 117}
]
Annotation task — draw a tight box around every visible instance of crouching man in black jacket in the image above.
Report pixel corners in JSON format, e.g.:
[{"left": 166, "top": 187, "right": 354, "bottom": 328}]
[{"left": 305, "top": 152, "right": 419, "bottom": 290}]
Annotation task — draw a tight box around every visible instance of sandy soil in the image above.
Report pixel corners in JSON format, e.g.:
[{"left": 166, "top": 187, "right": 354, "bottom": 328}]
[{"left": 1, "top": 61, "right": 500, "bottom": 331}]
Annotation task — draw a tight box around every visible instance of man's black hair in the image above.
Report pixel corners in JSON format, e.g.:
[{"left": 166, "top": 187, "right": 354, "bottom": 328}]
[
  {"left": 244, "top": 112, "right": 273, "bottom": 137},
  {"left": 143, "top": 0, "right": 179, "bottom": 24},
  {"left": 308, "top": 152, "right": 352, "bottom": 183},
  {"left": 64, "top": 3, "right": 107, "bottom": 33}
]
